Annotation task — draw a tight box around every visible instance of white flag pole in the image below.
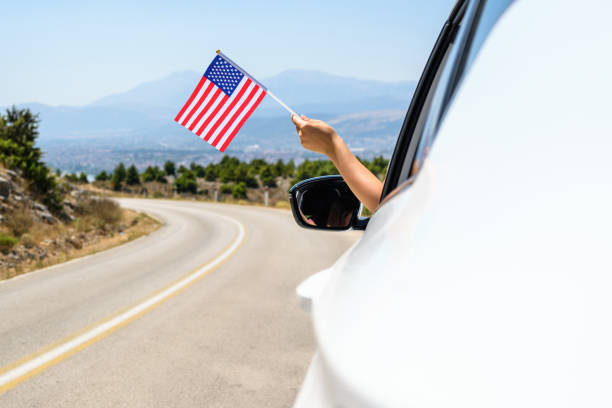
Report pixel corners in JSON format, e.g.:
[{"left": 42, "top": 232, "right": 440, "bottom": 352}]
[
  {"left": 216, "top": 50, "right": 298, "bottom": 117},
  {"left": 265, "top": 91, "right": 297, "bottom": 116}
]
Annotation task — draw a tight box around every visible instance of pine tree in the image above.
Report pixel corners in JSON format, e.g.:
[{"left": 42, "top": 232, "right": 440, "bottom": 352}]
[
  {"left": 111, "top": 163, "right": 126, "bottom": 190},
  {"left": 163, "top": 160, "right": 176, "bottom": 176},
  {"left": 95, "top": 170, "right": 109, "bottom": 181},
  {"left": 0, "top": 107, "right": 62, "bottom": 212},
  {"left": 126, "top": 165, "right": 140, "bottom": 185},
  {"left": 260, "top": 165, "right": 277, "bottom": 187},
  {"left": 174, "top": 171, "right": 197, "bottom": 194}
]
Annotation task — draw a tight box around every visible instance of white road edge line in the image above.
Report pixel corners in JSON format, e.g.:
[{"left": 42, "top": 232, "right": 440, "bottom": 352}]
[{"left": 0, "top": 214, "right": 245, "bottom": 389}]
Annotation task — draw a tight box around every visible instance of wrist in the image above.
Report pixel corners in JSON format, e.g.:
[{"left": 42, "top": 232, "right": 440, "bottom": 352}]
[{"left": 327, "top": 131, "right": 345, "bottom": 162}]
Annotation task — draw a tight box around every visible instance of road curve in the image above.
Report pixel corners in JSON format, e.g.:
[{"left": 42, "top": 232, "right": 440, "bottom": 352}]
[{"left": 0, "top": 199, "right": 360, "bottom": 407}]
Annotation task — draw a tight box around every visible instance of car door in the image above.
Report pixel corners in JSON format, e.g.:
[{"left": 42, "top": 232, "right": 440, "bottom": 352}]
[{"left": 294, "top": 0, "right": 516, "bottom": 406}]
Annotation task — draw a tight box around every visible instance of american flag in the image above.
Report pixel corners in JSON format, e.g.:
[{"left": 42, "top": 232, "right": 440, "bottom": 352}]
[{"left": 174, "top": 53, "right": 267, "bottom": 152}]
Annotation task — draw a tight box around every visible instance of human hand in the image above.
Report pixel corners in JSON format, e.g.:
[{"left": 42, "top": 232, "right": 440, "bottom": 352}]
[{"left": 291, "top": 114, "right": 341, "bottom": 159}]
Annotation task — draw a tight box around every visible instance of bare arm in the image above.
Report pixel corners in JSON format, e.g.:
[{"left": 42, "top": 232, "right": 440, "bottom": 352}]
[{"left": 291, "top": 114, "right": 383, "bottom": 212}]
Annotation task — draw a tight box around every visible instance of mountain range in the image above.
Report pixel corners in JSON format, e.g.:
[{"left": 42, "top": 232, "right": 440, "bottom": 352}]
[{"left": 5, "top": 70, "right": 416, "bottom": 173}]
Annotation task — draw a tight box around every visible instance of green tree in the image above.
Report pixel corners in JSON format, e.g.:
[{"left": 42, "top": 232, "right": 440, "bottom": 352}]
[
  {"left": 204, "top": 164, "right": 218, "bottom": 181},
  {"left": 163, "top": 160, "right": 176, "bottom": 176},
  {"left": 260, "top": 165, "right": 277, "bottom": 187},
  {"left": 285, "top": 159, "right": 295, "bottom": 177},
  {"left": 126, "top": 165, "right": 140, "bottom": 185},
  {"left": 274, "top": 159, "right": 285, "bottom": 177},
  {"left": 95, "top": 170, "right": 109, "bottom": 181},
  {"left": 0, "top": 107, "right": 42, "bottom": 170},
  {"left": 78, "top": 172, "right": 89, "bottom": 184},
  {"left": 189, "top": 162, "right": 206, "bottom": 178},
  {"left": 111, "top": 162, "right": 126, "bottom": 190},
  {"left": 249, "top": 159, "right": 267, "bottom": 175},
  {"left": 141, "top": 166, "right": 158, "bottom": 182},
  {"left": 141, "top": 166, "right": 155, "bottom": 182},
  {"left": 232, "top": 182, "right": 247, "bottom": 199},
  {"left": 154, "top": 168, "right": 167, "bottom": 183},
  {"left": 174, "top": 171, "right": 197, "bottom": 194},
  {"left": 219, "top": 184, "right": 233, "bottom": 194},
  {"left": 142, "top": 166, "right": 167, "bottom": 183},
  {"left": 290, "top": 159, "right": 338, "bottom": 185},
  {"left": 218, "top": 156, "right": 240, "bottom": 182},
  {"left": 364, "top": 156, "right": 389, "bottom": 179},
  {"left": 219, "top": 166, "right": 234, "bottom": 183},
  {"left": 0, "top": 107, "right": 62, "bottom": 212},
  {"left": 234, "top": 163, "right": 257, "bottom": 188},
  {"left": 220, "top": 156, "right": 240, "bottom": 168},
  {"left": 195, "top": 165, "right": 205, "bottom": 178},
  {"left": 65, "top": 173, "right": 79, "bottom": 183},
  {"left": 291, "top": 160, "right": 313, "bottom": 185}
]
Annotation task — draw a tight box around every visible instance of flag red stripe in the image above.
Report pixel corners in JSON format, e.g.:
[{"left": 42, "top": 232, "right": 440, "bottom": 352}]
[
  {"left": 181, "top": 81, "right": 215, "bottom": 127},
  {"left": 219, "top": 91, "right": 266, "bottom": 152},
  {"left": 174, "top": 76, "right": 207, "bottom": 122},
  {"left": 188, "top": 86, "right": 222, "bottom": 131},
  {"left": 195, "top": 92, "right": 229, "bottom": 137},
  {"left": 211, "top": 84, "right": 260, "bottom": 147},
  {"left": 202, "top": 78, "right": 253, "bottom": 142}
]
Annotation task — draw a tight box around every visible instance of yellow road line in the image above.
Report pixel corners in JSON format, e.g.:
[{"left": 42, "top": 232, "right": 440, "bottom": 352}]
[{"left": 0, "top": 215, "right": 247, "bottom": 395}]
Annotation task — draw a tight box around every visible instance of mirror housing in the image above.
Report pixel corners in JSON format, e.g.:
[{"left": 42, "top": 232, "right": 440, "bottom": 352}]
[{"left": 289, "top": 175, "right": 369, "bottom": 231}]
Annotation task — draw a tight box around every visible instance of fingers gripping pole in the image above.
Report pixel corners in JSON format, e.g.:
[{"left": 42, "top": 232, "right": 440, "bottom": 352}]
[{"left": 266, "top": 91, "right": 297, "bottom": 117}]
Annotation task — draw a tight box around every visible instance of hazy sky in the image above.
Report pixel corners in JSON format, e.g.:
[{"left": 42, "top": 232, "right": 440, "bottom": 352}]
[{"left": 1, "top": 0, "right": 455, "bottom": 106}]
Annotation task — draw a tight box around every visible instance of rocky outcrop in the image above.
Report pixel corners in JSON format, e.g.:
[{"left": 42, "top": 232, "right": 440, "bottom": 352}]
[
  {"left": 0, "top": 177, "right": 10, "bottom": 199},
  {"left": 31, "top": 201, "right": 56, "bottom": 224},
  {"left": 0, "top": 230, "right": 101, "bottom": 272},
  {"left": 0, "top": 168, "right": 70, "bottom": 227},
  {"left": 0, "top": 167, "right": 131, "bottom": 279}
]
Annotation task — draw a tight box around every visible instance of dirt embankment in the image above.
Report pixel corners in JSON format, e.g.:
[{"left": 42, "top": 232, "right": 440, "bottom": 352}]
[{"left": 0, "top": 168, "right": 160, "bottom": 280}]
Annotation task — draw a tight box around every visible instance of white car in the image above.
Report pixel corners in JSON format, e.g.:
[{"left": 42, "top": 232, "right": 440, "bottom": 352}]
[{"left": 288, "top": 0, "right": 612, "bottom": 406}]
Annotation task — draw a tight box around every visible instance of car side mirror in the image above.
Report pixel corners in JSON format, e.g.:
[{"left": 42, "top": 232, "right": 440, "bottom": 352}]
[{"left": 289, "top": 175, "right": 369, "bottom": 231}]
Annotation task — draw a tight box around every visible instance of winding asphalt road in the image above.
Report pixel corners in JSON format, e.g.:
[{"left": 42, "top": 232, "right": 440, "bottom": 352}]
[{"left": 0, "top": 199, "right": 360, "bottom": 407}]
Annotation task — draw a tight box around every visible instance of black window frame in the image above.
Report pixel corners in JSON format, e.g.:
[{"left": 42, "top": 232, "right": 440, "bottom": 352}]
[{"left": 380, "top": 0, "right": 483, "bottom": 201}]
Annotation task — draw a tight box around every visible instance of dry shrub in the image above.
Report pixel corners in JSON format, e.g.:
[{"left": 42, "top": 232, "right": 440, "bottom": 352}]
[
  {"left": 74, "top": 217, "right": 92, "bottom": 233},
  {"left": 274, "top": 200, "right": 291, "bottom": 209},
  {"left": 19, "top": 233, "right": 34, "bottom": 247},
  {"left": 28, "top": 222, "right": 63, "bottom": 245},
  {"left": 80, "top": 198, "right": 122, "bottom": 230},
  {"left": 5, "top": 207, "right": 33, "bottom": 237}
]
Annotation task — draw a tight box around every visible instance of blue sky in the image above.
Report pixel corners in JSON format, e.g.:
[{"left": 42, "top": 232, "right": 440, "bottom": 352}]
[{"left": 1, "top": 0, "right": 454, "bottom": 106}]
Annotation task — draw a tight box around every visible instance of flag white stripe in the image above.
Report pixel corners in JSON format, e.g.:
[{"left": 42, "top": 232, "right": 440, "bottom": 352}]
[
  {"left": 211, "top": 88, "right": 264, "bottom": 149},
  {"left": 178, "top": 79, "right": 211, "bottom": 125},
  {"left": 198, "top": 77, "right": 251, "bottom": 139},
  {"left": 183, "top": 84, "right": 219, "bottom": 129},
  {"left": 191, "top": 90, "right": 226, "bottom": 134},
  {"left": 206, "top": 81, "right": 257, "bottom": 144}
]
